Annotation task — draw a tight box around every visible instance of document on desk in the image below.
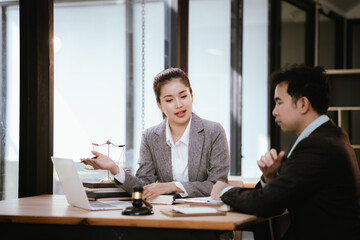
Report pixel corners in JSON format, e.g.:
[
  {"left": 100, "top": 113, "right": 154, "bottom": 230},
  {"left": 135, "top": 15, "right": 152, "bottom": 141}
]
[
  {"left": 174, "top": 196, "right": 223, "bottom": 205},
  {"left": 148, "top": 194, "right": 175, "bottom": 205},
  {"left": 172, "top": 206, "right": 217, "bottom": 214},
  {"left": 160, "top": 205, "right": 227, "bottom": 217},
  {"left": 173, "top": 197, "right": 231, "bottom": 212}
]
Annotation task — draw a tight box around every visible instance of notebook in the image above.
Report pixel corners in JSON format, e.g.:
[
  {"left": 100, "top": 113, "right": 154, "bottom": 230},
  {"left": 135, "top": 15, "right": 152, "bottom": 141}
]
[{"left": 51, "top": 156, "right": 132, "bottom": 211}]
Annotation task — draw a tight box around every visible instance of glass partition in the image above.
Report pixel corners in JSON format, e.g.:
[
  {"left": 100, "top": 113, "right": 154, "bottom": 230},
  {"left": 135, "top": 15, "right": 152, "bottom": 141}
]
[
  {"left": 319, "top": 13, "right": 335, "bottom": 69},
  {"left": 281, "top": 1, "right": 306, "bottom": 68}
]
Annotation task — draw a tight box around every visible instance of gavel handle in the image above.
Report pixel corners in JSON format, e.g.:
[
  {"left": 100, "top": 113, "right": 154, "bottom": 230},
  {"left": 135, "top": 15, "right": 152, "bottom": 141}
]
[{"left": 143, "top": 199, "right": 153, "bottom": 209}]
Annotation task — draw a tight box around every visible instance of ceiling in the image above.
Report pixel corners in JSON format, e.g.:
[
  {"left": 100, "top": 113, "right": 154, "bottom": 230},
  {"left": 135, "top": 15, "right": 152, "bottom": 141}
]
[{"left": 320, "top": 0, "right": 360, "bottom": 13}]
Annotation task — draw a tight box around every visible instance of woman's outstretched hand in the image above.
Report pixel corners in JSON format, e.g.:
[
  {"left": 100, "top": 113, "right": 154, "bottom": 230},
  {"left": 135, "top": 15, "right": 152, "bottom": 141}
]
[{"left": 80, "top": 150, "right": 119, "bottom": 175}]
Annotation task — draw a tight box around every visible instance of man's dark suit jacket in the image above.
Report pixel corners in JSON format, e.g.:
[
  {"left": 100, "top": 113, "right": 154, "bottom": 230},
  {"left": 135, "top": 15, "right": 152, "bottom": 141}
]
[{"left": 221, "top": 120, "right": 360, "bottom": 240}]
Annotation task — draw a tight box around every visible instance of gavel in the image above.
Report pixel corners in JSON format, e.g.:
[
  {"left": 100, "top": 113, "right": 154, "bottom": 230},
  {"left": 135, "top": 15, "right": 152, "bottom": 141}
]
[{"left": 122, "top": 186, "right": 153, "bottom": 216}]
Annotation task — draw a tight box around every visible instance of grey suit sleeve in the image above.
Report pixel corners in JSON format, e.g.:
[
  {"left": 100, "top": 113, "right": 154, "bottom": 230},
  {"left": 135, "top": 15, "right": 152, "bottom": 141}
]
[
  {"left": 120, "top": 131, "right": 158, "bottom": 193},
  {"left": 182, "top": 123, "right": 230, "bottom": 197}
]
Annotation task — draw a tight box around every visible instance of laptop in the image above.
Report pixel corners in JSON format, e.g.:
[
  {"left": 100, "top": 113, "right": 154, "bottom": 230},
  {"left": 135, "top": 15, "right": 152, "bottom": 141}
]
[{"left": 51, "top": 156, "right": 132, "bottom": 211}]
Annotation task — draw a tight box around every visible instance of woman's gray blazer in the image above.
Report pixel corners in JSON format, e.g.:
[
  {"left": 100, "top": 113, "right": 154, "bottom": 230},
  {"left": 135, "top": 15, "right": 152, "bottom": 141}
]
[{"left": 119, "top": 113, "right": 230, "bottom": 197}]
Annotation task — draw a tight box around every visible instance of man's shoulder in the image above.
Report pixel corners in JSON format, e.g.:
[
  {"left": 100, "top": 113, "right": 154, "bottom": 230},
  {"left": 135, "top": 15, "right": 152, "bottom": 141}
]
[
  {"left": 311, "top": 120, "right": 341, "bottom": 136},
  {"left": 293, "top": 120, "right": 352, "bottom": 160},
  {"left": 308, "top": 120, "right": 348, "bottom": 143}
]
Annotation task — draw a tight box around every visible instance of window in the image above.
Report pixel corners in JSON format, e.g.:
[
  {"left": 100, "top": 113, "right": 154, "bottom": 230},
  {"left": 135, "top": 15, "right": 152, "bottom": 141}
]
[
  {"left": 53, "top": 2, "right": 127, "bottom": 191},
  {"left": 318, "top": 13, "right": 335, "bottom": 69},
  {"left": 6, "top": 1, "right": 273, "bottom": 198},
  {"left": 0, "top": 3, "right": 19, "bottom": 200},
  {"left": 242, "top": 0, "right": 269, "bottom": 177},
  {"left": 318, "top": 8, "right": 344, "bottom": 69},
  {"left": 281, "top": 1, "right": 306, "bottom": 67},
  {"left": 53, "top": 0, "right": 165, "bottom": 193},
  {"left": 188, "top": 0, "right": 231, "bottom": 151}
]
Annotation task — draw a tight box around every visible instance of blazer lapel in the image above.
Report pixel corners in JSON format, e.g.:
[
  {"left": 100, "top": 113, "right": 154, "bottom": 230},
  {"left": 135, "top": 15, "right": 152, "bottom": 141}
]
[
  {"left": 152, "top": 118, "right": 173, "bottom": 181},
  {"left": 188, "top": 113, "right": 204, "bottom": 181}
]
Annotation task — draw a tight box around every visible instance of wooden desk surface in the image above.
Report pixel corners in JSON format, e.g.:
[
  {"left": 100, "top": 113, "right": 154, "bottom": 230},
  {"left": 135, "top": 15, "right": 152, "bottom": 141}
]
[
  {"left": 228, "top": 176, "right": 259, "bottom": 188},
  {"left": 0, "top": 195, "right": 265, "bottom": 231}
]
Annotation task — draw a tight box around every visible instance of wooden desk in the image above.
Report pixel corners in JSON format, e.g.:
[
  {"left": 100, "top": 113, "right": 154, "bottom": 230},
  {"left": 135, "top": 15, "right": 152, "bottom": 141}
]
[
  {"left": 228, "top": 176, "right": 259, "bottom": 188},
  {"left": 0, "top": 195, "right": 273, "bottom": 240}
]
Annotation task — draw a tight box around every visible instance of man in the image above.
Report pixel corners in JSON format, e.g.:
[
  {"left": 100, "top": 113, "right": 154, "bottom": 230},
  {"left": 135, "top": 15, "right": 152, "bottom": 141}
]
[{"left": 212, "top": 65, "right": 360, "bottom": 240}]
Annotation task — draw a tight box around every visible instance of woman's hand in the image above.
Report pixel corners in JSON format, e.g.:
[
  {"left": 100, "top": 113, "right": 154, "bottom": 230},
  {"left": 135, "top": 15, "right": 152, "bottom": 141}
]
[
  {"left": 80, "top": 150, "right": 119, "bottom": 175},
  {"left": 211, "top": 181, "right": 230, "bottom": 200},
  {"left": 143, "top": 182, "right": 181, "bottom": 199}
]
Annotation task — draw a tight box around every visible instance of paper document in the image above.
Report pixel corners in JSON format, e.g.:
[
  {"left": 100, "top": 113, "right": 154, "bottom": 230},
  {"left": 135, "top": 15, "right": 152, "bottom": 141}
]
[
  {"left": 171, "top": 206, "right": 218, "bottom": 214},
  {"left": 148, "top": 194, "right": 174, "bottom": 205},
  {"left": 84, "top": 187, "right": 126, "bottom": 193},
  {"left": 174, "top": 196, "right": 223, "bottom": 205}
]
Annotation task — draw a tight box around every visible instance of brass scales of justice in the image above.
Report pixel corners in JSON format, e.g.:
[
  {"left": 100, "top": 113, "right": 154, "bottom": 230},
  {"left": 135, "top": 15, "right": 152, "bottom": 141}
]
[{"left": 85, "top": 140, "right": 131, "bottom": 183}]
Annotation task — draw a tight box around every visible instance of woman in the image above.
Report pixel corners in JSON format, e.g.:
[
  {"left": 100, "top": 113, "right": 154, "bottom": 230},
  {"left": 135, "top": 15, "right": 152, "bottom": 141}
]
[{"left": 81, "top": 68, "right": 229, "bottom": 198}]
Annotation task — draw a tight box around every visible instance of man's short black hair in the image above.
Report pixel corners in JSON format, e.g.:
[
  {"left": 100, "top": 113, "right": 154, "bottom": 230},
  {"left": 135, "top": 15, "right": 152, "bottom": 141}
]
[{"left": 271, "top": 64, "right": 330, "bottom": 115}]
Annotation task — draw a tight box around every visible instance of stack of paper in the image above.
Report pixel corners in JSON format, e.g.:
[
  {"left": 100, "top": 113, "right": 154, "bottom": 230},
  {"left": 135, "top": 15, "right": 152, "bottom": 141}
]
[
  {"left": 160, "top": 205, "right": 227, "bottom": 217},
  {"left": 148, "top": 194, "right": 175, "bottom": 205},
  {"left": 174, "top": 197, "right": 231, "bottom": 211},
  {"left": 171, "top": 206, "right": 218, "bottom": 214},
  {"left": 174, "top": 196, "right": 223, "bottom": 205}
]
